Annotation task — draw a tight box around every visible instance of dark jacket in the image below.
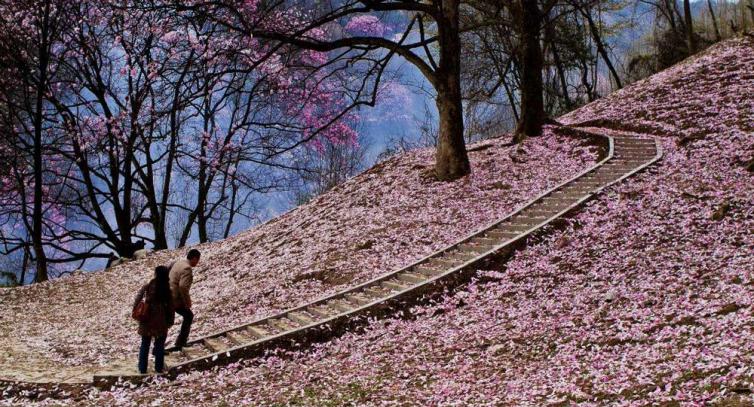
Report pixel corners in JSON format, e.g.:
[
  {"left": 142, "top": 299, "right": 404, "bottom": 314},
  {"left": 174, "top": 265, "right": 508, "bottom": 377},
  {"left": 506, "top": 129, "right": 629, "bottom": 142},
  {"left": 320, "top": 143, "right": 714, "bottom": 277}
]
[{"left": 133, "top": 279, "right": 175, "bottom": 337}]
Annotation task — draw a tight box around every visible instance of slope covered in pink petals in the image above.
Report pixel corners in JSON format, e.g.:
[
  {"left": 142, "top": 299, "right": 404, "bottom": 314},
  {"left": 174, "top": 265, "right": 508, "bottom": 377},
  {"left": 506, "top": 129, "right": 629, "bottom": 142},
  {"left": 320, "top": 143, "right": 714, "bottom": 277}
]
[{"left": 3, "top": 36, "right": 753, "bottom": 406}]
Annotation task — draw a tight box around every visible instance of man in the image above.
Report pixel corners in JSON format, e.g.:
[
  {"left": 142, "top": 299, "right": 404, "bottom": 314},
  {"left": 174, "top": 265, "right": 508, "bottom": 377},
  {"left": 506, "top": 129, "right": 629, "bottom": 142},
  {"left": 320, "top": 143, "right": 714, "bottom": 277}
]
[{"left": 169, "top": 249, "right": 200, "bottom": 350}]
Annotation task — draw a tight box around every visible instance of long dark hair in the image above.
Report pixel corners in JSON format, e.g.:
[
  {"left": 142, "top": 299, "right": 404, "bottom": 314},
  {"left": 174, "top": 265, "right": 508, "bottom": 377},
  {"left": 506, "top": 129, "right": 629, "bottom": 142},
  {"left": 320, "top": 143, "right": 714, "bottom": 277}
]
[{"left": 149, "top": 265, "right": 171, "bottom": 305}]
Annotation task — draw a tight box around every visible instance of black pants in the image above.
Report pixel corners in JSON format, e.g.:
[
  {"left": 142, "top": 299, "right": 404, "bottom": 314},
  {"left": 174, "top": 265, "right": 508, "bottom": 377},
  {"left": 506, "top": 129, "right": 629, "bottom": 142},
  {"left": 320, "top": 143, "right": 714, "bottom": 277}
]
[
  {"left": 138, "top": 335, "right": 166, "bottom": 374},
  {"left": 174, "top": 307, "right": 194, "bottom": 348}
]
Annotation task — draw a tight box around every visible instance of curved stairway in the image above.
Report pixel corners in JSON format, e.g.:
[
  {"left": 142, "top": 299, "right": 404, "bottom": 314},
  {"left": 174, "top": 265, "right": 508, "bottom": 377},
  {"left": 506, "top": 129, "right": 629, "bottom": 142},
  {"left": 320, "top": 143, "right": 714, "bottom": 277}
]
[{"left": 7, "top": 126, "right": 664, "bottom": 392}]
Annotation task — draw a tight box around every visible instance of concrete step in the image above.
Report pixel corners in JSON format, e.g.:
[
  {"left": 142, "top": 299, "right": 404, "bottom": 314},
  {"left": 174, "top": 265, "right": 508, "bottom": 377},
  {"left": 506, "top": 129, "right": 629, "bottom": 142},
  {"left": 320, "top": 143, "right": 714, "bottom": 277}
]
[
  {"left": 485, "top": 229, "right": 519, "bottom": 240},
  {"left": 427, "top": 256, "right": 462, "bottom": 268},
  {"left": 538, "top": 194, "right": 589, "bottom": 202},
  {"left": 363, "top": 285, "right": 390, "bottom": 298},
  {"left": 287, "top": 311, "right": 315, "bottom": 326},
  {"left": 415, "top": 264, "right": 446, "bottom": 276},
  {"left": 381, "top": 279, "right": 410, "bottom": 292},
  {"left": 614, "top": 154, "right": 654, "bottom": 160},
  {"left": 457, "top": 242, "right": 495, "bottom": 253},
  {"left": 327, "top": 299, "right": 355, "bottom": 313},
  {"left": 614, "top": 138, "right": 654, "bottom": 144},
  {"left": 245, "top": 325, "right": 270, "bottom": 340},
  {"left": 443, "top": 251, "right": 477, "bottom": 263},
  {"left": 263, "top": 321, "right": 283, "bottom": 334},
  {"left": 267, "top": 318, "right": 297, "bottom": 332},
  {"left": 165, "top": 351, "right": 189, "bottom": 367},
  {"left": 345, "top": 293, "right": 372, "bottom": 306},
  {"left": 616, "top": 145, "right": 655, "bottom": 150},
  {"left": 226, "top": 330, "right": 252, "bottom": 346},
  {"left": 180, "top": 344, "right": 209, "bottom": 360},
  {"left": 497, "top": 223, "right": 533, "bottom": 233},
  {"left": 472, "top": 236, "right": 500, "bottom": 246},
  {"left": 306, "top": 305, "right": 336, "bottom": 319},
  {"left": 539, "top": 198, "right": 578, "bottom": 207},
  {"left": 204, "top": 337, "right": 229, "bottom": 353},
  {"left": 609, "top": 159, "right": 647, "bottom": 165},
  {"left": 397, "top": 272, "right": 427, "bottom": 284},
  {"left": 601, "top": 163, "right": 639, "bottom": 170}
]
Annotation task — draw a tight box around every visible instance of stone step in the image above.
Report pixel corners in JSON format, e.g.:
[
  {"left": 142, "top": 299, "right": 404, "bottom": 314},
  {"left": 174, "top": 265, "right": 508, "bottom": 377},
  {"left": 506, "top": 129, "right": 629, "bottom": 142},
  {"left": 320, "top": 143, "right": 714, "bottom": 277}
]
[
  {"left": 600, "top": 164, "right": 639, "bottom": 170},
  {"left": 579, "top": 176, "right": 617, "bottom": 184},
  {"left": 548, "top": 195, "right": 587, "bottom": 204},
  {"left": 615, "top": 148, "right": 655, "bottom": 153},
  {"left": 613, "top": 138, "right": 654, "bottom": 144},
  {"left": 593, "top": 170, "right": 631, "bottom": 176},
  {"left": 180, "top": 344, "right": 208, "bottom": 360},
  {"left": 614, "top": 154, "right": 654, "bottom": 159},
  {"left": 497, "top": 223, "right": 532, "bottom": 233},
  {"left": 363, "top": 286, "right": 390, "bottom": 298},
  {"left": 556, "top": 186, "right": 596, "bottom": 194},
  {"left": 507, "top": 216, "right": 541, "bottom": 226},
  {"left": 614, "top": 143, "right": 654, "bottom": 148},
  {"left": 306, "top": 305, "right": 336, "bottom": 319},
  {"left": 263, "top": 321, "right": 283, "bottom": 334},
  {"left": 344, "top": 293, "right": 372, "bottom": 306},
  {"left": 165, "top": 351, "right": 189, "bottom": 367},
  {"left": 287, "top": 311, "right": 315, "bottom": 326},
  {"left": 245, "top": 325, "right": 270, "bottom": 340},
  {"left": 457, "top": 242, "right": 495, "bottom": 253},
  {"left": 397, "top": 272, "right": 427, "bottom": 284},
  {"left": 569, "top": 180, "right": 605, "bottom": 187},
  {"left": 263, "top": 319, "right": 286, "bottom": 333},
  {"left": 204, "top": 337, "right": 229, "bottom": 353},
  {"left": 539, "top": 198, "right": 579, "bottom": 206},
  {"left": 415, "top": 264, "right": 446, "bottom": 276},
  {"left": 427, "top": 256, "right": 461, "bottom": 268},
  {"left": 471, "top": 236, "right": 499, "bottom": 246},
  {"left": 609, "top": 159, "right": 647, "bottom": 165},
  {"left": 226, "top": 330, "right": 253, "bottom": 346},
  {"left": 381, "top": 279, "right": 411, "bottom": 292},
  {"left": 442, "top": 251, "right": 477, "bottom": 263},
  {"left": 327, "top": 299, "right": 355, "bottom": 313},
  {"left": 485, "top": 229, "right": 519, "bottom": 240},
  {"left": 282, "top": 317, "right": 302, "bottom": 329}
]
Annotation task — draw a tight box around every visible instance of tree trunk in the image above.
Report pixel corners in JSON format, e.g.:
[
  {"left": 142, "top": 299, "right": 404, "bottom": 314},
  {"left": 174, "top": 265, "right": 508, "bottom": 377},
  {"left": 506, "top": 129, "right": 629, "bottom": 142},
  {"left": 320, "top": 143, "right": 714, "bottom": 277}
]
[
  {"left": 32, "top": 1, "right": 51, "bottom": 283},
  {"left": 544, "top": 13, "right": 572, "bottom": 110},
  {"left": 20, "top": 243, "right": 30, "bottom": 286},
  {"left": 683, "top": 0, "right": 697, "bottom": 54},
  {"left": 434, "top": 0, "right": 470, "bottom": 181},
  {"left": 707, "top": 0, "right": 721, "bottom": 41},
  {"left": 580, "top": 6, "right": 623, "bottom": 90},
  {"left": 515, "top": 0, "right": 546, "bottom": 142}
]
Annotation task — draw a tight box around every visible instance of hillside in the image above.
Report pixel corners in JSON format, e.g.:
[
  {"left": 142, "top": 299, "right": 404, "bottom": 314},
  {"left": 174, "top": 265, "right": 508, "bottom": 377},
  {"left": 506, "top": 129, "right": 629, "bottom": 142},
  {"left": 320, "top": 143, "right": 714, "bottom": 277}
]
[
  {"left": 0, "top": 129, "right": 595, "bottom": 385},
  {"left": 2, "top": 36, "right": 753, "bottom": 405}
]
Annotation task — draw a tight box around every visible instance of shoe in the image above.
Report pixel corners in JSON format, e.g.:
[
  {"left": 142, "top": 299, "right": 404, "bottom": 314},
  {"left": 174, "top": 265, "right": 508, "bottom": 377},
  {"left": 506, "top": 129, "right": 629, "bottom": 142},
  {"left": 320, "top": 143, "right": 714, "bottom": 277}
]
[{"left": 165, "top": 345, "right": 183, "bottom": 353}]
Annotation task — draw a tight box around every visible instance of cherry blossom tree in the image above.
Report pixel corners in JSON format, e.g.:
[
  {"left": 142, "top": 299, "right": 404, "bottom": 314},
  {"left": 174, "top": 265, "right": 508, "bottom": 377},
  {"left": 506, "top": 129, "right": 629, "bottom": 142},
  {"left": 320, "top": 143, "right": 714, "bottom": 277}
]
[
  {"left": 0, "top": 0, "right": 76, "bottom": 282},
  {"left": 174, "top": 0, "right": 472, "bottom": 181}
]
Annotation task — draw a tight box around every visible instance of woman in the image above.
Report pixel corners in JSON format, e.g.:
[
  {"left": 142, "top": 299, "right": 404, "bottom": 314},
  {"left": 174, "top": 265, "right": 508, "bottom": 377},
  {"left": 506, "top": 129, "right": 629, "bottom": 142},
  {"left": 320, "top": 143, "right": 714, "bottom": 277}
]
[{"left": 133, "top": 265, "right": 175, "bottom": 374}]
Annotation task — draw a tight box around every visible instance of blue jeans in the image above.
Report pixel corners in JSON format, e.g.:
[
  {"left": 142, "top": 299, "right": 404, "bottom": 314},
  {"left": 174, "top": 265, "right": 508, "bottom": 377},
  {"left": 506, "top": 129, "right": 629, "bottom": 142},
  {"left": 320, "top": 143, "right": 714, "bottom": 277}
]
[{"left": 138, "top": 335, "right": 167, "bottom": 374}]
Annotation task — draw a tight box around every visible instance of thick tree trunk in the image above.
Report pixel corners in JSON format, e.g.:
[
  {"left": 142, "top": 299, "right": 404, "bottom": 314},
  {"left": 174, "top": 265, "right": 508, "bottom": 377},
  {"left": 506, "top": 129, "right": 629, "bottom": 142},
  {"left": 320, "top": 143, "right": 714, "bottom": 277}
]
[
  {"left": 683, "top": 0, "right": 697, "bottom": 54},
  {"left": 515, "top": 0, "right": 546, "bottom": 142},
  {"left": 434, "top": 0, "right": 470, "bottom": 181}
]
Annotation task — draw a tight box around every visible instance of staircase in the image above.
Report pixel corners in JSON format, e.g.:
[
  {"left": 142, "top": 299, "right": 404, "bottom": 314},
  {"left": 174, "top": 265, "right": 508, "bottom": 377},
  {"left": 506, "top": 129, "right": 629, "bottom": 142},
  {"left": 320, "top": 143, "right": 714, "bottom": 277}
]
[{"left": 15, "top": 126, "right": 664, "bottom": 391}]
